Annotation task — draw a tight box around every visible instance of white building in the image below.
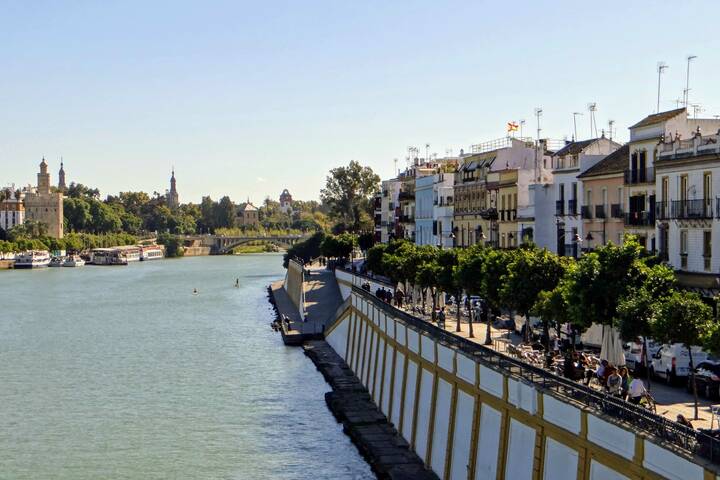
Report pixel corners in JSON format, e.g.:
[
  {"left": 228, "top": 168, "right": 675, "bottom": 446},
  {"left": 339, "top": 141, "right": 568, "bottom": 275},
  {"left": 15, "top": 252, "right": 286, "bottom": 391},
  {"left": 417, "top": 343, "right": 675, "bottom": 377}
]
[
  {"left": 551, "top": 137, "right": 621, "bottom": 257},
  {"left": 625, "top": 108, "right": 720, "bottom": 252},
  {"left": 414, "top": 171, "right": 455, "bottom": 247},
  {"left": 0, "top": 187, "right": 25, "bottom": 232},
  {"left": 379, "top": 178, "right": 401, "bottom": 243},
  {"left": 655, "top": 127, "right": 720, "bottom": 295}
]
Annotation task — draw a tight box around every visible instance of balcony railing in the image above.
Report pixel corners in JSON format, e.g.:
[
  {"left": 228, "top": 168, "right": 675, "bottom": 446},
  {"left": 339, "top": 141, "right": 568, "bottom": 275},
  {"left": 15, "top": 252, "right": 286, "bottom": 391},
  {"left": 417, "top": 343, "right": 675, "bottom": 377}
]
[
  {"left": 671, "top": 199, "right": 713, "bottom": 219},
  {"left": 656, "top": 201, "right": 670, "bottom": 221},
  {"left": 624, "top": 168, "right": 655, "bottom": 185},
  {"left": 568, "top": 199, "right": 577, "bottom": 215},
  {"left": 555, "top": 200, "right": 564, "bottom": 216},
  {"left": 399, "top": 215, "right": 414, "bottom": 223},
  {"left": 595, "top": 205, "right": 606, "bottom": 219},
  {"left": 624, "top": 211, "right": 655, "bottom": 226},
  {"left": 610, "top": 204, "right": 623, "bottom": 219},
  {"left": 398, "top": 191, "right": 415, "bottom": 201},
  {"left": 580, "top": 206, "right": 592, "bottom": 219}
]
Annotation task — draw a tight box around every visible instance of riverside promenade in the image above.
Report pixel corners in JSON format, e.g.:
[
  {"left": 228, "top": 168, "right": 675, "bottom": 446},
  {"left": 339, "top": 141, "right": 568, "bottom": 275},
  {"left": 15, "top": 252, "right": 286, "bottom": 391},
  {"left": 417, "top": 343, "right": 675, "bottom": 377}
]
[{"left": 270, "top": 265, "right": 437, "bottom": 480}]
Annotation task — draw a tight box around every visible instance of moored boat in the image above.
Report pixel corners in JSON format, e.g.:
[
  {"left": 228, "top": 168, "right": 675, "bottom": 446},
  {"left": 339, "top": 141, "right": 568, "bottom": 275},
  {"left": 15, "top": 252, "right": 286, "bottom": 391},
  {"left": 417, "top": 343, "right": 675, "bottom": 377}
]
[
  {"left": 49, "top": 256, "right": 64, "bottom": 267},
  {"left": 63, "top": 255, "right": 85, "bottom": 267},
  {"left": 14, "top": 250, "right": 51, "bottom": 269},
  {"left": 140, "top": 245, "right": 164, "bottom": 261},
  {"left": 90, "top": 248, "right": 128, "bottom": 266}
]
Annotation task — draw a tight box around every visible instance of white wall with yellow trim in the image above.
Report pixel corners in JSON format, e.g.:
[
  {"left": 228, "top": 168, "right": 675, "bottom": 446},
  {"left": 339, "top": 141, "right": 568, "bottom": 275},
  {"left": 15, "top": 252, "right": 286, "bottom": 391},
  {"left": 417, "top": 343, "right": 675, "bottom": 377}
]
[{"left": 325, "top": 285, "right": 717, "bottom": 480}]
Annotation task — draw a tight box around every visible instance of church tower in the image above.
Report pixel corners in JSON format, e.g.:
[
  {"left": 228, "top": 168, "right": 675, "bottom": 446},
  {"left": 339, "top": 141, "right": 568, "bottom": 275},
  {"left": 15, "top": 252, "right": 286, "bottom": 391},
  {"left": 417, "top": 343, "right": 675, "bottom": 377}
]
[
  {"left": 167, "top": 169, "right": 179, "bottom": 208},
  {"left": 58, "top": 160, "right": 66, "bottom": 192},
  {"left": 37, "top": 157, "right": 50, "bottom": 195}
]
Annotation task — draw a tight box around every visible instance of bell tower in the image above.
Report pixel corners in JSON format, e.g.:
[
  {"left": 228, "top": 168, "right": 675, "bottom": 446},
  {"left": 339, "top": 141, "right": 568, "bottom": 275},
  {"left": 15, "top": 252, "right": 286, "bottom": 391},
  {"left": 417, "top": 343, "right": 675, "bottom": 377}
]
[{"left": 38, "top": 157, "right": 50, "bottom": 194}]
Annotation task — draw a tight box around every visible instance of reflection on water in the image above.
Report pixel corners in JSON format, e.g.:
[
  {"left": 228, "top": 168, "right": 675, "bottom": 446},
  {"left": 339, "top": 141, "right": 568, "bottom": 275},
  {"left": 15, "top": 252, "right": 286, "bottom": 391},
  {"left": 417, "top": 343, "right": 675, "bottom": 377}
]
[{"left": 0, "top": 255, "right": 374, "bottom": 480}]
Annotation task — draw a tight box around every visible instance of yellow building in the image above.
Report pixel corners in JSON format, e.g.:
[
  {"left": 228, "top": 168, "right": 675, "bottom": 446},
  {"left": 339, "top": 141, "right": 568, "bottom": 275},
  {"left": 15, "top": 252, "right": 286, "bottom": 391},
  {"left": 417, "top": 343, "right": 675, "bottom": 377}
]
[
  {"left": 453, "top": 152, "right": 498, "bottom": 247},
  {"left": 23, "top": 158, "right": 64, "bottom": 238},
  {"left": 497, "top": 169, "right": 518, "bottom": 248}
]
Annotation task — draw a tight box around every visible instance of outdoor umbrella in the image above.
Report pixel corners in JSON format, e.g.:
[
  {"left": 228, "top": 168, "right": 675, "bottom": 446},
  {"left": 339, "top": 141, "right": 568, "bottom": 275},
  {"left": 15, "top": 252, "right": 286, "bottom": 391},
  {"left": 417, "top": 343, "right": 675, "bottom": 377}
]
[{"left": 600, "top": 325, "right": 626, "bottom": 367}]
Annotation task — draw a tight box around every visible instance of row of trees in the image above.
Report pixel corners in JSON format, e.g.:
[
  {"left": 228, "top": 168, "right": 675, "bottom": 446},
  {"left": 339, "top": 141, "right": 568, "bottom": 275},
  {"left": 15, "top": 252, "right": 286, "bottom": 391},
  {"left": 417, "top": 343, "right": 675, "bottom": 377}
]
[{"left": 366, "top": 237, "right": 719, "bottom": 419}]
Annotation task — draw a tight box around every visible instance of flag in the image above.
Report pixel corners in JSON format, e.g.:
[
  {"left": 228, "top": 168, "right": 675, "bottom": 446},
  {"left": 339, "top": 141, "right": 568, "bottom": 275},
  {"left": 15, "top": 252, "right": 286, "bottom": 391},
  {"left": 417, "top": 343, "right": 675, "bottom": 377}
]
[{"left": 507, "top": 121, "right": 519, "bottom": 132}]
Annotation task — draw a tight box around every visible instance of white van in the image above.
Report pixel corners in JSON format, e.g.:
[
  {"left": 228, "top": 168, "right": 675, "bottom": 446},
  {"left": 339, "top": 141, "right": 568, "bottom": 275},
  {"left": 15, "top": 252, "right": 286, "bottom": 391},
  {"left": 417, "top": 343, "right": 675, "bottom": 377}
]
[{"left": 650, "top": 343, "right": 708, "bottom": 385}]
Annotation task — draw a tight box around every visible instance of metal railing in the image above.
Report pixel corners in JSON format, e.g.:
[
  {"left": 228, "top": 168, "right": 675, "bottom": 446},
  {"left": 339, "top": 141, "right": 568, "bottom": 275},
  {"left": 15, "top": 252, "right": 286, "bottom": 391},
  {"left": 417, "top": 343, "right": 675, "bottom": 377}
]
[
  {"left": 656, "top": 202, "right": 670, "bottom": 221},
  {"left": 624, "top": 168, "right": 655, "bottom": 185},
  {"left": 611, "top": 204, "right": 623, "bottom": 218},
  {"left": 595, "top": 205, "right": 606, "bottom": 219},
  {"left": 671, "top": 199, "right": 713, "bottom": 219},
  {"left": 556, "top": 200, "right": 564, "bottom": 216},
  {"left": 580, "top": 206, "right": 592, "bottom": 219},
  {"left": 568, "top": 199, "right": 577, "bottom": 215},
  {"left": 624, "top": 211, "right": 655, "bottom": 226},
  {"left": 350, "top": 284, "right": 720, "bottom": 464}
]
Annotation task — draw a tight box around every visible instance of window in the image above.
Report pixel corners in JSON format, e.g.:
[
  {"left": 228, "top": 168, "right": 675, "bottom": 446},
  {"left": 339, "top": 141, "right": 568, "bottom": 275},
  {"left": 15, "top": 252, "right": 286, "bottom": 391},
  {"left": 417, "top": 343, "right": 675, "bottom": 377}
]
[
  {"left": 680, "top": 230, "right": 688, "bottom": 269},
  {"left": 704, "top": 172, "right": 712, "bottom": 215},
  {"left": 617, "top": 187, "right": 623, "bottom": 208},
  {"left": 704, "top": 231, "right": 712, "bottom": 272},
  {"left": 680, "top": 175, "right": 688, "bottom": 201},
  {"left": 586, "top": 189, "right": 592, "bottom": 207},
  {"left": 661, "top": 176, "right": 669, "bottom": 202}
]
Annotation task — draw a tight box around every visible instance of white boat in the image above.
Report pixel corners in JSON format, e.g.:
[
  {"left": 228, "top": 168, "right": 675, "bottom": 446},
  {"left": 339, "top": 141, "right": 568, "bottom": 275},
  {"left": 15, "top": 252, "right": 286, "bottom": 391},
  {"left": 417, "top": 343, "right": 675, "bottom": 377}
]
[
  {"left": 90, "top": 248, "right": 128, "bottom": 266},
  {"left": 140, "top": 246, "right": 164, "bottom": 261},
  {"left": 63, "top": 255, "right": 85, "bottom": 267},
  {"left": 14, "top": 250, "right": 51, "bottom": 269},
  {"left": 116, "top": 246, "right": 141, "bottom": 262},
  {"left": 49, "top": 256, "right": 65, "bottom": 267}
]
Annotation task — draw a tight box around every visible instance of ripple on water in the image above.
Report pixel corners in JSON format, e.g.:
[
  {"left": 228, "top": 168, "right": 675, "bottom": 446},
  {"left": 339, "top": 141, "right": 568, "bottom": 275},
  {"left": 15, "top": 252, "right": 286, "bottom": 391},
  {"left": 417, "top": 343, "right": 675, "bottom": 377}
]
[{"left": 0, "top": 256, "right": 375, "bottom": 480}]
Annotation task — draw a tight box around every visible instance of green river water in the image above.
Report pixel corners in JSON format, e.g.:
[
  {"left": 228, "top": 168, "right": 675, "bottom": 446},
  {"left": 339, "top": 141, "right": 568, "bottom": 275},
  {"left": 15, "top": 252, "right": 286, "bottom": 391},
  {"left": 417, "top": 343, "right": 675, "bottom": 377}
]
[{"left": 0, "top": 255, "right": 374, "bottom": 479}]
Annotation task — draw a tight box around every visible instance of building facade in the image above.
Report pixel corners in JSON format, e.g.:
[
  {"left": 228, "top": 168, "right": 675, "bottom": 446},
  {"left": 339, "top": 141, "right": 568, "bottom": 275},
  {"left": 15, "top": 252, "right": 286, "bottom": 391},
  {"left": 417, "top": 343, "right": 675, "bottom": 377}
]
[
  {"left": 624, "top": 108, "right": 720, "bottom": 252},
  {"left": 576, "top": 144, "right": 629, "bottom": 249},
  {"left": 279, "top": 189, "right": 293, "bottom": 215},
  {"left": 414, "top": 175, "right": 434, "bottom": 246},
  {"left": 655, "top": 128, "right": 720, "bottom": 295},
  {"left": 379, "top": 178, "right": 401, "bottom": 243},
  {"left": 551, "top": 137, "right": 620, "bottom": 257},
  {"left": 23, "top": 158, "right": 64, "bottom": 238},
  {"left": 237, "top": 201, "right": 259, "bottom": 227},
  {"left": 0, "top": 188, "right": 25, "bottom": 232},
  {"left": 414, "top": 170, "right": 455, "bottom": 247}
]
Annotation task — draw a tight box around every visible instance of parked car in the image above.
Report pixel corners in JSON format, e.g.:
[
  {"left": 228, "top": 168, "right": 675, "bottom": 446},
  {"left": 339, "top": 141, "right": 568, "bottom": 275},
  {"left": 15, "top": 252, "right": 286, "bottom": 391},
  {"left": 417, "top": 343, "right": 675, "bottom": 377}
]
[
  {"left": 650, "top": 343, "right": 708, "bottom": 385},
  {"left": 687, "top": 361, "right": 720, "bottom": 399},
  {"left": 624, "top": 339, "right": 660, "bottom": 376}
]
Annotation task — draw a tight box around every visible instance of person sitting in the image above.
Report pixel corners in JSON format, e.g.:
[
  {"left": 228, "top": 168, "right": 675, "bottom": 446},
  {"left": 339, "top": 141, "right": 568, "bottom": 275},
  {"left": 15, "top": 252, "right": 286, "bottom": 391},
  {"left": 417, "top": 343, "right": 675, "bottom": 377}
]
[
  {"left": 585, "top": 359, "right": 608, "bottom": 386},
  {"left": 677, "top": 414, "right": 694, "bottom": 429},
  {"left": 619, "top": 367, "right": 630, "bottom": 400},
  {"left": 627, "top": 377, "right": 647, "bottom": 404},
  {"left": 606, "top": 368, "right": 622, "bottom": 396}
]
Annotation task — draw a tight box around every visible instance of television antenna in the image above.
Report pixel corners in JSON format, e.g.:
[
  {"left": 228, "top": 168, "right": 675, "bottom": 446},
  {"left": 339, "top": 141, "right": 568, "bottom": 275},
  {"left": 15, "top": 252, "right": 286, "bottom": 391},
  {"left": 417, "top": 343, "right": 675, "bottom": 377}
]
[
  {"left": 691, "top": 104, "right": 704, "bottom": 119},
  {"left": 572, "top": 112, "right": 583, "bottom": 141},
  {"left": 684, "top": 55, "right": 697, "bottom": 108},
  {"left": 656, "top": 62, "right": 668, "bottom": 113},
  {"left": 587, "top": 103, "right": 598, "bottom": 138},
  {"left": 608, "top": 119, "right": 615, "bottom": 141},
  {"left": 519, "top": 119, "right": 526, "bottom": 138}
]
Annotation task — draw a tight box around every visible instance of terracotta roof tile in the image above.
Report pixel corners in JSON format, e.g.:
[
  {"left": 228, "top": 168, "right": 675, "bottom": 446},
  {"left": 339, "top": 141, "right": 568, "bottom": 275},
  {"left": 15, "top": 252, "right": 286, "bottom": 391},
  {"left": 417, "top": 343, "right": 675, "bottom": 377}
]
[{"left": 577, "top": 144, "right": 629, "bottom": 178}]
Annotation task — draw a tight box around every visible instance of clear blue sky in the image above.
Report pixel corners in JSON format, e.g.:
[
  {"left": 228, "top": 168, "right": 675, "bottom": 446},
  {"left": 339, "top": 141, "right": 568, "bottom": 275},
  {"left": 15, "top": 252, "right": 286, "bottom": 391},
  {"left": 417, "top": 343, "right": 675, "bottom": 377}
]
[{"left": 2, "top": 1, "right": 719, "bottom": 203}]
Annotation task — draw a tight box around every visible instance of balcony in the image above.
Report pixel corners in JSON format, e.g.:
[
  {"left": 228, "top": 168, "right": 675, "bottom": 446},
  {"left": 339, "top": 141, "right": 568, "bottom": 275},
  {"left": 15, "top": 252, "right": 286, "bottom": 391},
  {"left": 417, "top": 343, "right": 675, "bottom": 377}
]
[
  {"left": 399, "top": 215, "right": 414, "bottom": 223},
  {"left": 656, "top": 201, "right": 670, "bottom": 221},
  {"left": 610, "top": 204, "right": 623, "bottom": 218},
  {"left": 671, "top": 199, "right": 713, "bottom": 219},
  {"left": 580, "top": 205, "right": 592, "bottom": 219},
  {"left": 555, "top": 200, "right": 565, "bottom": 216},
  {"left": 398, "top": 191, "right": 415, "bottom": 201},
  {"left": 624, "top": 168, "right": 655, "bottom": 185},
  {"left": 595, "top": 205, "right": 606, "bottom": 219},
  {"left": 624, "top": 211, "right": 655, "bottom": 227},
  {"left": 568, "top": 199, "right": 577, "bottom": 215}
]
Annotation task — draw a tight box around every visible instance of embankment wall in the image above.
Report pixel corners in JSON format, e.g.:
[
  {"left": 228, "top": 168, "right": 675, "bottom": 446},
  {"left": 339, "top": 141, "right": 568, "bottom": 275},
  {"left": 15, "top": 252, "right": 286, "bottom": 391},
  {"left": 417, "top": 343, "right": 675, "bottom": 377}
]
[{"left": 325, "top": 282, "right": 716, "bottom": 480}]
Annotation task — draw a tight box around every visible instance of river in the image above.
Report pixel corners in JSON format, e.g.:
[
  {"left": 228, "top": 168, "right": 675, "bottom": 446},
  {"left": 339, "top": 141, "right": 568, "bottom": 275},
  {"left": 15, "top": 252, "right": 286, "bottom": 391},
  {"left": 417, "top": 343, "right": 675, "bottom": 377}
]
[{"left": 0, "top": 255, "right": 374, "bottom": 480}]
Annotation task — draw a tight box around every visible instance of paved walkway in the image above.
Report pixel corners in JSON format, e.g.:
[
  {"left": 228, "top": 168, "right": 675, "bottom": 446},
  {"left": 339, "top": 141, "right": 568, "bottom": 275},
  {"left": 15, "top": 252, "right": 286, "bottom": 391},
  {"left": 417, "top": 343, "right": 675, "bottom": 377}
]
[
  {"left": 302, "top": 266, "right": 343, "bottom": 334},
  {"left": 398, "top": 302, "right": 719, "bottom": 429}
]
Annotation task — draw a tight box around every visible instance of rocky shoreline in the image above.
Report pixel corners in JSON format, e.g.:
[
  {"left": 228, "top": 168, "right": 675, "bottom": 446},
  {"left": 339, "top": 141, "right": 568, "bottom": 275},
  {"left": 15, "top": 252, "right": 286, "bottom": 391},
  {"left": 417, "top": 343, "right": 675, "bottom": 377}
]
[{"left": 303, "top": 340, "right": 438, "bottom": 480}]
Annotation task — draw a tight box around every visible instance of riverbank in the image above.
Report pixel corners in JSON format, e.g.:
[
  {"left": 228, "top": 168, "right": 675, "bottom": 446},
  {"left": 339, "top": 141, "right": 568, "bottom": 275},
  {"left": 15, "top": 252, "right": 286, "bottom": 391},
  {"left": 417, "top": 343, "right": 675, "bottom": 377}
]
[{"left": 304, "top": 340, "right": 438, "bottom": 480}]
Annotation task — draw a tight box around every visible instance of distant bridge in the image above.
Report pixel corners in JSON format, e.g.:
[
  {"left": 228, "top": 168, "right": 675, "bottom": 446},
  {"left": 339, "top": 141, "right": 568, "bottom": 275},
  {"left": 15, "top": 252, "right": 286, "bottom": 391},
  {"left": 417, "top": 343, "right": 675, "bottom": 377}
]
[{"left": 184, "top": 234, "right": 309, "bottom": 254}]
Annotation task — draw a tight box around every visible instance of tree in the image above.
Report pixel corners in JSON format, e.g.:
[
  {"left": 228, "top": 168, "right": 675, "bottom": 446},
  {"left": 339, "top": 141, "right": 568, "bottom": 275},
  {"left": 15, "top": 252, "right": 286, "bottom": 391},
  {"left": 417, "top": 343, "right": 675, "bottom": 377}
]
[
  {"left": 158, "top": 233, "right": 185, "bottom": 257},
  {"left": 320, "top": 160, "right": 380, "bottom": 232},
  {"left": 435, "top": 249, "right": 461, "bottom": 332},
  {"left": 653, "top": 291, "right": 714, "bottom": 420},
  {"left": 415, "top": 247, "right": 440, "bottom": 315},
  {"left": 88, "top": 200, "right": 122, "bottom": 233},
  {"left": 358, "top": 232, "right": 376, "bottom": 254},
  {"left": 64, "top": 197, "right": 92, "bottom": 232},
  {"left": 617, "top": 263, "right": 676, "bottom": 380},
  {"left": 454, "top": 245, "right": 486, "bottom": 337},
  {"left": 215, "top": 196, "right": 236, "bottom": 229},
  {"left": 566, "top": 237, "right": 647, "bottom": 333},
  {"left": 283, "top": 231, "right": 325, "bottom": 267},
  {"left": 366, "top": 243, "right": 387, "bottom": 276},
  {"left": 502, "top": 247, "right": 570, "bottom": 346},
  {"left": 199, "top": 196, "right": 216, "bottom": 233}
]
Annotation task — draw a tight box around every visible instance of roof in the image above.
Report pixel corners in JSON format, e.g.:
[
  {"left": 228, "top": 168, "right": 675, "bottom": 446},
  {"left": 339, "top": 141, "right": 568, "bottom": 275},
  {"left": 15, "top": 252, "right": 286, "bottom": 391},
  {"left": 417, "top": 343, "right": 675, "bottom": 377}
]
[
  {"left": 629, "top": 108, "right": 686, "bottom": 130},
  {"left": 238, "top": 202, "right": 257, "bottom": 212},
  {"left": 551, "top": 139, "right": 598, "bottom": 157},
  {"left": 578, "top": 144, "right": 629, "bottom": 179}
]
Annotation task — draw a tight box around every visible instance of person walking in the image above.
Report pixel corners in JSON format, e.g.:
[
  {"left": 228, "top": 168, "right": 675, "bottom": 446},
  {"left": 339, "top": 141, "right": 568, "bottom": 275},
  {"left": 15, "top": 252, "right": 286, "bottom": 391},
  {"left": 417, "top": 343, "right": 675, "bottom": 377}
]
[{"left": 438, "top": 307, "right": 446, "bottom": 329}]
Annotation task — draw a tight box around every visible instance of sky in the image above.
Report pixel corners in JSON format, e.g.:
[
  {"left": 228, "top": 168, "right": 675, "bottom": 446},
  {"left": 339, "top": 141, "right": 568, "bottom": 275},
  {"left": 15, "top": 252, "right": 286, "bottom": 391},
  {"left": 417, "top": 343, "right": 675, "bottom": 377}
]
[{"left": 2, "top": 1, "right": 719, "bottom": 204}]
